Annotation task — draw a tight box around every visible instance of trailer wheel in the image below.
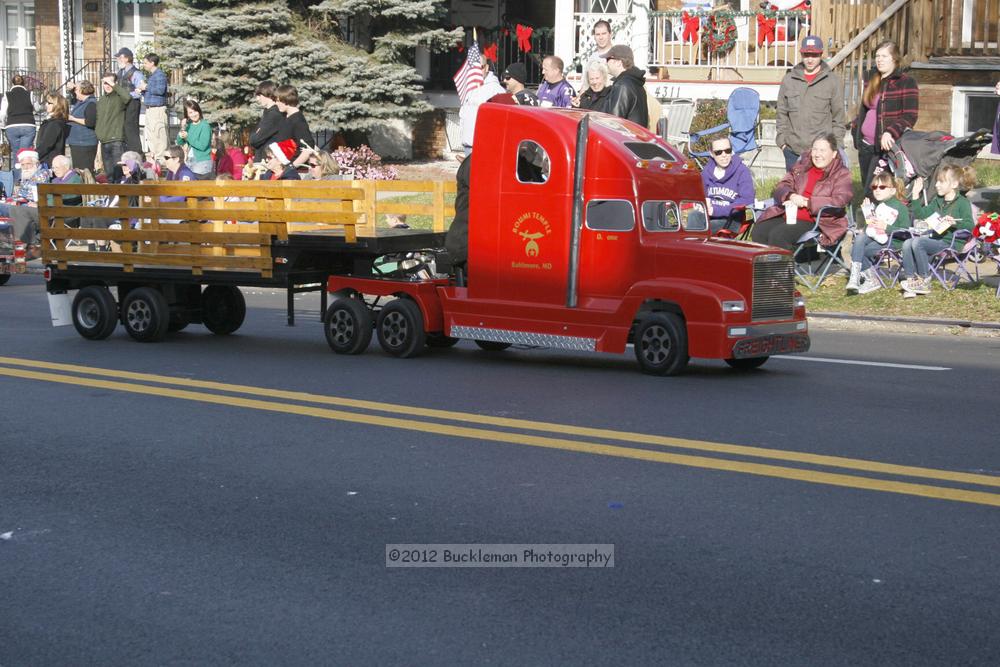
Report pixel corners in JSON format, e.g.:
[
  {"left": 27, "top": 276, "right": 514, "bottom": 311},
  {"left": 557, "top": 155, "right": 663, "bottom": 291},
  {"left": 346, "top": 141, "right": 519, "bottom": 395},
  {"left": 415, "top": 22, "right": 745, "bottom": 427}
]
[
  {"left": 324, "top": 298, "right": 373, "bottom": 354},
  {"left": 725, "top": 356, "right": 769, "bottom": 371},
  {"left": 168, "top": 311, "right": 190, "bottom": 332},
  {"left": 71, "top": 286, "right": 118, "bottom": 340},
  {"left": 634, "top": 312, "right": 689, "bottom": 376},
  {"left": 376, "top": 299, "right": 426, "bottom": 358},
  {"left": 427, "top": 333, "right": 460, "bottom": 348},
  {"left": 121, "top": 287, "right": 169, "bottom": 342},
  {"left": 474, "top": 340, "right": 511, "bottom": 352},
  {"left": 0, "top": 274, "right": 10, "bottom": 286},
  {"left": 202, "top": 285, "right": 246, "bottom": 335}
]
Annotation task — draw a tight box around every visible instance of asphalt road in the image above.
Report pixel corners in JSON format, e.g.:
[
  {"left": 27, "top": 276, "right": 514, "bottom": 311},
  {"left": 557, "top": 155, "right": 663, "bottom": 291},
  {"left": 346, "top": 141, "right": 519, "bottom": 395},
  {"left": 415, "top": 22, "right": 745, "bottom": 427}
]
[{"left": 2, "top": 273, "right": 999, "bottom": 665}]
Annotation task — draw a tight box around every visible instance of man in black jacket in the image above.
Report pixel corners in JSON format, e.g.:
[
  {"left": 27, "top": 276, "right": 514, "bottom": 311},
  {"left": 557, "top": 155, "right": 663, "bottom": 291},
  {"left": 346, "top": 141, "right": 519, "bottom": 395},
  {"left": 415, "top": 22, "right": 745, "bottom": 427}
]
[
  {"left": 603, "top": 45, "right": 648, "bottom": 128},
  {"left": 249, "top": 81, "right": 283, "bottom": 163}
]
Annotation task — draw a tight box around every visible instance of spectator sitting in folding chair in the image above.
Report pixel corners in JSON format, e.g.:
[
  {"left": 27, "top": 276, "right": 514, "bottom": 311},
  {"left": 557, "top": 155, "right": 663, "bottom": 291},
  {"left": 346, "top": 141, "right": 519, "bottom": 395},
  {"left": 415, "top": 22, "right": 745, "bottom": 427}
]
[
  {"left": 701, "top": 136, "right": 755, "bottom": 234},
  {"left": 899, "top": 164, "right": 976, "bottom": 297},
  {"left": 751, "top": 133, "right": 852, "bottom": 254},
  {"left": 846, "top": 171, "right": 910, "bottom": 294}
]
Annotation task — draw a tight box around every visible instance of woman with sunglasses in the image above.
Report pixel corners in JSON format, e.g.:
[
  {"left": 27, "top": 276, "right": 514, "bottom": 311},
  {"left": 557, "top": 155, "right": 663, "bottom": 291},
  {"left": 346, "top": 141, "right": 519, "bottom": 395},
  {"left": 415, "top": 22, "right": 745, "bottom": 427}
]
[
  {"left": 701, "top": 136, "right": 754, "bottom": 234},
  {"left": 845, "top": 172, "right": 910, "bottom": 294},
  {"left": 302, "top": 148, "right": 340, "bottom": 180}
]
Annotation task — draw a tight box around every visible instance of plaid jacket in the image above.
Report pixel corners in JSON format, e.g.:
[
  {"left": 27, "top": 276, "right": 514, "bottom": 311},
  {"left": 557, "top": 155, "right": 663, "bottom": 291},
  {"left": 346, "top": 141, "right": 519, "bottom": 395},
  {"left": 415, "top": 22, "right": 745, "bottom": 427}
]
[{"left": 851, "top": 69, "right": 919, "bottom": 145}]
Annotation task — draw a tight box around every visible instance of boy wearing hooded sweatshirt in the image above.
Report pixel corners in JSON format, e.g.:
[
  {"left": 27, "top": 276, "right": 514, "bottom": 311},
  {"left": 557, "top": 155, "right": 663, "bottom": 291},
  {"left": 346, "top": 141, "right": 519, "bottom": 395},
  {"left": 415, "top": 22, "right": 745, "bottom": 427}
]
[{"left": 701, "top": 137, "right": 755, "bottom": 234}]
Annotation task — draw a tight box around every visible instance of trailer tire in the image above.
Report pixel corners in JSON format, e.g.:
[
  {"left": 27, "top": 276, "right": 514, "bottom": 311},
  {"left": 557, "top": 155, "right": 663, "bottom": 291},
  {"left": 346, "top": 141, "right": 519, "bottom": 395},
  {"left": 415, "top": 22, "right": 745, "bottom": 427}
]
[
  {"left": 0, "top": 274, "right": 10, "bottom": 286},
  {"left": 72, "top": 286, "right": 118, "bottom": 340},
  {"left": 324, "top": 298, "right": 373, "bottom": 354},
  {"left": 725, "top": 356, "right": 769, "bottom": 371},
  {"left": 474, "top": 340, "right": 511, "bottom": 352},
  {"left": 202, "top": 285, "right": 246, "bottom": 335},
  {"left": 168, "top": 312, "right": 190, "bottom": 332},
  {"left": 121, "top": 287, "right": 169, "bottom": 342},
  {"left": 376, "top": 299, "right": 426, "bottom": 358},
  {"left": 634, "top": 312, "right": 689, "bottom": 376}
]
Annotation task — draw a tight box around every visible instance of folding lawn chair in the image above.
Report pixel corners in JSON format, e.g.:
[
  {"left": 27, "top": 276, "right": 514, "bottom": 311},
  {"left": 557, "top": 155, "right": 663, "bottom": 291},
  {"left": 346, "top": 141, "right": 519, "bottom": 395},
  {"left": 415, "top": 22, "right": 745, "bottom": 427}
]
[
  {"left": 688, "top": 87, "right": 761, "bottom": 168},
  {"left": 792, "top": 205, "right": 856, "bottom": 292},
  {"left": 928, "top": 229, "right": 980, "bottom": 290},
  {"left": 713, "top": 206, "right": 755, "bottom": 241},
  {"left": 870, "top": 228, "right": 911, "bottom": 288},
  {"left": 662, "top": 98, "right": 696, "bottom": 154}
]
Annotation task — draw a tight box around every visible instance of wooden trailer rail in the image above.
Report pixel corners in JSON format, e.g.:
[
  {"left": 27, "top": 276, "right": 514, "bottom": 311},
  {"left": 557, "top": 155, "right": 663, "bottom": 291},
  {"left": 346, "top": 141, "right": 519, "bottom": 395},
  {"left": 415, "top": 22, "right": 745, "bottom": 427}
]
[{"left": 38, "top": 180, "right": 368, "bottom": 278}]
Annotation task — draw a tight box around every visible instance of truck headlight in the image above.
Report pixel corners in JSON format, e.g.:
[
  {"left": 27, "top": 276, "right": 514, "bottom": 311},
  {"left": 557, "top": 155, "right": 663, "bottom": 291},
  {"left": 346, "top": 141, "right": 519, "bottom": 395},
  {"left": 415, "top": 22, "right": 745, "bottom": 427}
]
[
  {"left": 722, "top": 300, "right": 746, "bottom": 313},
  {"left": 794, "top": 296, "right": 806, "bottom": 309}
]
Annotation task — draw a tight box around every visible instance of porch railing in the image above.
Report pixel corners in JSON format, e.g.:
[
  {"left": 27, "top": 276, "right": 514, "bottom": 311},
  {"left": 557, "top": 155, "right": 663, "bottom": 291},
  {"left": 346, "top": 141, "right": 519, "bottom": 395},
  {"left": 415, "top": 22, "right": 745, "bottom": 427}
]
[
  {"left": 647, "top": 11, "right": 809, "bottom": 73},
  {"left": 928, "top": 0, "right": 1000, "bottom": 56}
]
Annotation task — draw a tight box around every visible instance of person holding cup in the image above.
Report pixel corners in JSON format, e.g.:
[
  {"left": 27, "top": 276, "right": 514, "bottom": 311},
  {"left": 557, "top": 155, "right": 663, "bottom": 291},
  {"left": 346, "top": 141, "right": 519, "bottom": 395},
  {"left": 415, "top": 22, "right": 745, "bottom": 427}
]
[{"left": 751, "top": 133, "right": 853, "bottom": 253}]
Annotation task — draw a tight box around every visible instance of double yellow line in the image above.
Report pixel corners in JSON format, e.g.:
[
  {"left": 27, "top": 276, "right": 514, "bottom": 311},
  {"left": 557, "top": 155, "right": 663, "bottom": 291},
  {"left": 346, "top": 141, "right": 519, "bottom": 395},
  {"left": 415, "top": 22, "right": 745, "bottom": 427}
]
[{"left": 1, "top": 355, "right": 998, "bottom": 507}]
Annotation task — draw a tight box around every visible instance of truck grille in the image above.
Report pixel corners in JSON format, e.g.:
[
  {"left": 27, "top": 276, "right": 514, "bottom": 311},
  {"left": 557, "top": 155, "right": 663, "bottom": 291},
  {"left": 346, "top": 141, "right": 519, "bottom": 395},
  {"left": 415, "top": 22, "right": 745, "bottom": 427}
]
[{"left": 752, "top": 255, "right": 795, "bottom": 321}]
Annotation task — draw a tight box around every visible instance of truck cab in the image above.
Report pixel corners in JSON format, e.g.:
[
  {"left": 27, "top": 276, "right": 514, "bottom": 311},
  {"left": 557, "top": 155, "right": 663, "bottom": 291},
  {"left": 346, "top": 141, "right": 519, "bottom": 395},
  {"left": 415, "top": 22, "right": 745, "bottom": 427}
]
[{"left": 327, "top": 104, "right": 809, "bottom": 374}]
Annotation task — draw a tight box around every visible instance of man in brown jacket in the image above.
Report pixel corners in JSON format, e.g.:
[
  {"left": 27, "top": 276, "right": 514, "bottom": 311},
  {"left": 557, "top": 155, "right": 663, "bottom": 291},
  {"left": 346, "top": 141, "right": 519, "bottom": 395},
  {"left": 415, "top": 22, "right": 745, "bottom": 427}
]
[{"left": 776, "top": 35, "right": 846, "bottom": 171}]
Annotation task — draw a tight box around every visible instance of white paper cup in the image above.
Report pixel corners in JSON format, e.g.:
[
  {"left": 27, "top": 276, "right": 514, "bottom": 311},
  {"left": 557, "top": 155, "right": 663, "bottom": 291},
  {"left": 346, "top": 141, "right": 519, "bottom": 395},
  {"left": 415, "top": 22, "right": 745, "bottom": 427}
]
[{"left": 784, "top": 201, "right": 797, "bottom": 225}]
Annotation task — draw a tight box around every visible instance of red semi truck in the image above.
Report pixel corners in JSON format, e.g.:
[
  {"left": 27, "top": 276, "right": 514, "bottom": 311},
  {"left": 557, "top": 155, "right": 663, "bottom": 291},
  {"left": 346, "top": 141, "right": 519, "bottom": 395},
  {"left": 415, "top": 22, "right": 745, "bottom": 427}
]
[
  {"left": 325, "top": 105, "right": 809, "bottom": 375},
  {"left": 42, "top": 104, "right": 808, "bottom": 375}
]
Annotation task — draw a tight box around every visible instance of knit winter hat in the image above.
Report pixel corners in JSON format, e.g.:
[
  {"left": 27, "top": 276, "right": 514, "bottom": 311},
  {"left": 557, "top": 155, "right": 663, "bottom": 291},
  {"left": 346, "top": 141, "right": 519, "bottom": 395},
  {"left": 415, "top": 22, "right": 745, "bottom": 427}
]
[{"left": 268, "top": 139, "right": 297, "bottom": 165}]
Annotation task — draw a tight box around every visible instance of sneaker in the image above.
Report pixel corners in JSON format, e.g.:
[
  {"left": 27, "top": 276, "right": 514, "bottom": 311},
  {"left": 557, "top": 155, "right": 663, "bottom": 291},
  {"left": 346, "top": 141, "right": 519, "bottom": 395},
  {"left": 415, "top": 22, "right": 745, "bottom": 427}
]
[
  {"left": 858, "top": 278, "right": 882, "bottom": 294},
  {"left": 902, "top": 289, "right": 917, "bottom": 299},
  {"left": 908, "top": 277, "right": 931, "bottom": 295}
]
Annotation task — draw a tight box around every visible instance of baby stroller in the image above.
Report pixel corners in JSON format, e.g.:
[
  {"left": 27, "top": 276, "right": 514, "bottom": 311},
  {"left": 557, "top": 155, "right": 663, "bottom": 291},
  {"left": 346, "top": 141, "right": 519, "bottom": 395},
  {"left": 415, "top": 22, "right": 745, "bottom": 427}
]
[{"left": 878, "top": 128, "right": 992, "bottom": 202}]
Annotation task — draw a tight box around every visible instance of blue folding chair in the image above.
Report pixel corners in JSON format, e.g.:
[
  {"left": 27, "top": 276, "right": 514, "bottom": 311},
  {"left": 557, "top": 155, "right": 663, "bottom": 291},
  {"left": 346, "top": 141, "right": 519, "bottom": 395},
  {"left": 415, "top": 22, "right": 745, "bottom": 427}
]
[{"left": 689, "top": 87, "right": 761, "bottom": 167}]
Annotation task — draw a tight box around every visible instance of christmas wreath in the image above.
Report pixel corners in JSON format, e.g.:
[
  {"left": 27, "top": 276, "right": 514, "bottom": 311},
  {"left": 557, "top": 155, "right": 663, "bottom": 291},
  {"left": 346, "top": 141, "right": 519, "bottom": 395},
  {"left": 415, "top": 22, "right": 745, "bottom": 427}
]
[
  {"left": 704, "top": 12, "right": 738, "bottom": 57},
  {"left": 973, "top": 211, "right": 1000, "bottom": 245}
]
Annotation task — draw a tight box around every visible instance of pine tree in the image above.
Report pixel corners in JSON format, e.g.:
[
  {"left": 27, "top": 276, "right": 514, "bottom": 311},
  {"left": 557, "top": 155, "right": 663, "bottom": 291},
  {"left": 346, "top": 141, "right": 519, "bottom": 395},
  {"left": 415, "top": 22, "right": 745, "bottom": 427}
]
[{"left": 158, "top": 0, "right": 450, "bottom": 134}]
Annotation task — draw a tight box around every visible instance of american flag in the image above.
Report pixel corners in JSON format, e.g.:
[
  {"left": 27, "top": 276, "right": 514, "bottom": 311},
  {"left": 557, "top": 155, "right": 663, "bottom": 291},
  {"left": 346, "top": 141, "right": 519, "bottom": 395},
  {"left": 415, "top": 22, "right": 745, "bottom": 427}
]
[{"left": 453, "top": 41, "right": 483, "bottom": 104}]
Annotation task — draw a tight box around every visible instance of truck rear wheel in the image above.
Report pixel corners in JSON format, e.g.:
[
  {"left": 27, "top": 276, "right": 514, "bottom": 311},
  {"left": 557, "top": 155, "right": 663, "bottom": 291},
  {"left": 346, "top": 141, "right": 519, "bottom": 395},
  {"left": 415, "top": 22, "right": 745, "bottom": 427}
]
[
  {"left": 325, "top": 298, "right": 373, "bottom": 354},
  {"left": 474, "top": 340, "right": 511, "bottom": 351},
  {"left": 202, "top": 285, "right": 246, "bottom": 335},
  {"left": 121, "top": 287, "right": 169, "bottom": 342},
  {"left": 634, "top": 312, "right": 689, "bottom": 376},
  {"left": 72, "top": 286, "right": 118, "bottom": 340},
  {"left": 725, "top": 356, "right": 769, "bottom": 371},
  {"left": 376, "top": 299, "right": 426, "bottom": 358}
]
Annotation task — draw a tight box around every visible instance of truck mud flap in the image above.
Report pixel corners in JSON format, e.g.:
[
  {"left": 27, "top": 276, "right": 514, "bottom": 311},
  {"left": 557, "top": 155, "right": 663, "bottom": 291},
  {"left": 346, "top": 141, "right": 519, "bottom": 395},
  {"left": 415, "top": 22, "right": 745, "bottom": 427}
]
[
  {"left": 47, "top": 292, "right": 73, "bottom": 327},
  {"left": 732, "top": 333, "right": 809, "bottom": 359}
]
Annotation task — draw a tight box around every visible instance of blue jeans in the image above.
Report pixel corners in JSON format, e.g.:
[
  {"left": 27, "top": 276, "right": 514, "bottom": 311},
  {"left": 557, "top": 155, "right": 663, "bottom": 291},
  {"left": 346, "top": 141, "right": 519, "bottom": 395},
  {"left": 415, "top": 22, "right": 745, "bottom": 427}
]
[
  {"left": 782, "top": 147, "right": 799, "bottom": 172},
  {"left": 6, "top": 125, "right": 36, "bottom": 183},
  {"left": 851, "top": 234, "right": 883, "bottom": 270},
  {"left": 901, "top": 236, "right": 947, "bottom": 278}
]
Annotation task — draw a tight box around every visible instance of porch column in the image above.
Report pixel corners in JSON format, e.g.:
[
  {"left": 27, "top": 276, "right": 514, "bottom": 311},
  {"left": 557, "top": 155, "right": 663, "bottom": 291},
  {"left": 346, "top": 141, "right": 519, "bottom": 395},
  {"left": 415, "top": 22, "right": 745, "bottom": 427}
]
[
  {"left": 554, "top": 0, "right": 574, "bottom": 64},
  {"left": 630, "top": 0, "right": 651, "bottom": 70}
]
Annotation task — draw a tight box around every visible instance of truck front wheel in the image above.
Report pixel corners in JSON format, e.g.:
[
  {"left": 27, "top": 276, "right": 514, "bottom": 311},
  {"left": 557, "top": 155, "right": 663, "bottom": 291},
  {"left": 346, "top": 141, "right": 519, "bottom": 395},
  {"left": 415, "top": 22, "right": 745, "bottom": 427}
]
[
  {"left": 634, "top": 312, "right": 689, "bottom": 376},
  {"left": 376, "top": 299, "right": 426, "bottom": 358},
  {"left": 121, "top": 287, "right": 169, "bottom": 342},
  {"left": 325, "top": 298, "right": 373, "bottom": 354},
  {"left": 202, "top": 285, "right": 246, "bottom": 335},
  {"left": 725, "top": 356, "right": 769, "bottom": 371},
  {"left": 72, "top": 286, "right": 118, "bottom": 340}
]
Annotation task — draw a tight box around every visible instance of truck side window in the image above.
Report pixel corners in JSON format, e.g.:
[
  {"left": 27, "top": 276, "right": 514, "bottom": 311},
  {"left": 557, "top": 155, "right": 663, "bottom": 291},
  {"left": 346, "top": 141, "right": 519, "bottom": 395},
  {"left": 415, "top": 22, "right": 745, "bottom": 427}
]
[
  {"left": 641, "top": 200, "right": 679, "bottom": 232},
  {"left": 516, "top": 140, "right": 551, "bottom": 184},
  {"left": 680, "top": 201, "right": 709, "bottom": 232},
  {"left": 586, "top": 200, "right": 635, "bottom": 231}
]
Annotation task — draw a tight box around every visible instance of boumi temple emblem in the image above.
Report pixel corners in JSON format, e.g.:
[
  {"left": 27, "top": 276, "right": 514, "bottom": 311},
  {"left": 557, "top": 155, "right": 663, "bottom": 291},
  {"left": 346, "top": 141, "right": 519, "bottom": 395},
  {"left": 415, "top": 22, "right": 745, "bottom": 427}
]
[{"left": 512, "top": 212, "right": 552, "bottom": 258}]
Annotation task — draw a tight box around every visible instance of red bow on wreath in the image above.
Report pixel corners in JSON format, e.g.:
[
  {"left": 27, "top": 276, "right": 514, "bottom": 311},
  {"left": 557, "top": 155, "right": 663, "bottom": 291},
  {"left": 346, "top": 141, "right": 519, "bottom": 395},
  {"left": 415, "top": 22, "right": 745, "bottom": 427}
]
[
  {"left": 482, "top": 43, "right": 498, "bottom": 63},
  {"left": 756, "top": 4, "right": 778, "bottom": 46},
  {"left": 516, "top": 23, "right": 533, "bottom": 52},
  {"left": 681, "top": 11, "right": 700, "bottom": 44},
  {"left": 973, "top": 211, "right": 1000, "bottom": 244}
]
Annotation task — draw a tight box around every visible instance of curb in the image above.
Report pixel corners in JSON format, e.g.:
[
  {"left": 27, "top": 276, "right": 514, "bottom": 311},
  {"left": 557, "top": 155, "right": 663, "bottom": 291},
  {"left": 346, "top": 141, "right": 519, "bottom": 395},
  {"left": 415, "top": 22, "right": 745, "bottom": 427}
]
[{"left": 809, "top": 311, "right": 1000, "bottom": 332}]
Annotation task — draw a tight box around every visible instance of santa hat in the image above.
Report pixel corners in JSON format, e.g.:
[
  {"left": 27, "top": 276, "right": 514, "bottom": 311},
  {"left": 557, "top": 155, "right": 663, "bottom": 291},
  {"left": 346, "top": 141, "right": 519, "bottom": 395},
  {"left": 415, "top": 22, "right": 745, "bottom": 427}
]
[
  {"left": 16, "top": 148, "right": 39, "bottom": 163},
  {"left": 268, "top": 139, "right": 297, "bottom": 165}
]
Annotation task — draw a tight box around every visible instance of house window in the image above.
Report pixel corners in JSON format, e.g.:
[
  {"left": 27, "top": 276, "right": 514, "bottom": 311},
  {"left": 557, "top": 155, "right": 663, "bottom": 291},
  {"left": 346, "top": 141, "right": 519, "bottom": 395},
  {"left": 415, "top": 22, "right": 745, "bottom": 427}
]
[
  {"left": 1, "top": 1, "right": 35, "bottom": 71},
  {"left": 951, "top": 87, "right": 999, "bottom": 149},
  {"left": 115, "top": 1, "right": 156, "bottom": 54}
]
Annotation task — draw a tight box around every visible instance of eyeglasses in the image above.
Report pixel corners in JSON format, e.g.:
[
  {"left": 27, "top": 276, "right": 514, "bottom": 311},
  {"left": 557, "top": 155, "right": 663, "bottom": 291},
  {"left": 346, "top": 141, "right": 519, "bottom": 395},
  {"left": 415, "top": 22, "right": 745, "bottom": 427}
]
[
  {"left": 713, "top": 148, "right": 733, "bottom": 156},
  {"left": 307, "top": 162, "right": 320, "bottom": 168},
  {"left": 871, "top": 184, "right": 892, "bottom": 190},
  {"left": 606, "top": 57, "right": 619, "bottom": 62}
]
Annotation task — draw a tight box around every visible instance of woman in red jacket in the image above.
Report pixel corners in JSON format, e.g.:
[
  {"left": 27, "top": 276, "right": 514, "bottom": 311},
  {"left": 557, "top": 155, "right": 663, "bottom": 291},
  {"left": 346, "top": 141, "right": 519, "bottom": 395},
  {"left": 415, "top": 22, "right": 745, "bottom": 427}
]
[{"left": 751, "top": 132, "right": 853, "bottom": 252}]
